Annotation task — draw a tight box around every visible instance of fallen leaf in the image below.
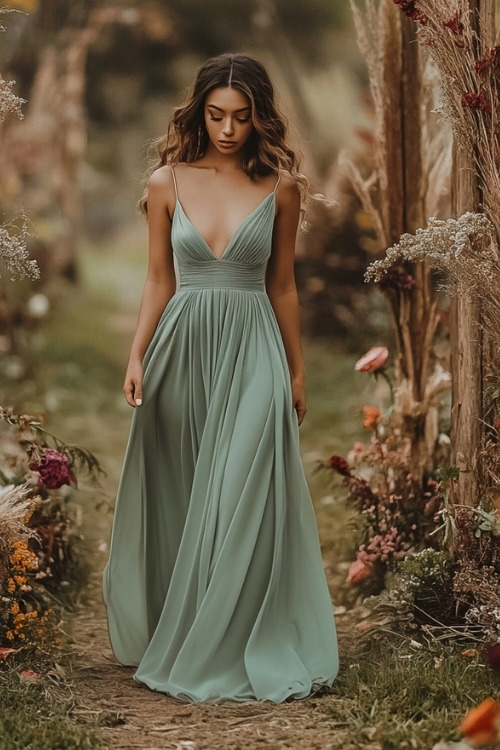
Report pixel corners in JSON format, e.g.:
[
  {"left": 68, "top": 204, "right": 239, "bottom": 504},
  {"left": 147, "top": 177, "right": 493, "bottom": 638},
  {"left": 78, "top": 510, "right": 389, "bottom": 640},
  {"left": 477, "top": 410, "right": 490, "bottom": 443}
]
[
  {"left": 356, "top": 620, "right": 372, "bottom": 631},
  {"left": 0, "top": 647, "right": 18, "bottom": 660},
  {"left": 19, "top": 669, "right": 41, "bottom": 680}
]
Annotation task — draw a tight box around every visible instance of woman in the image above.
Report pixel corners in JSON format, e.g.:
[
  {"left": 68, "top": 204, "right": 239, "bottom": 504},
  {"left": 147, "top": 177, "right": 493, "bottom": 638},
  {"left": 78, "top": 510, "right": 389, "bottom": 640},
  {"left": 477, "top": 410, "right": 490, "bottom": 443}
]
[{"left": 103, "top": 53, "right": 338, "bottom": 703}]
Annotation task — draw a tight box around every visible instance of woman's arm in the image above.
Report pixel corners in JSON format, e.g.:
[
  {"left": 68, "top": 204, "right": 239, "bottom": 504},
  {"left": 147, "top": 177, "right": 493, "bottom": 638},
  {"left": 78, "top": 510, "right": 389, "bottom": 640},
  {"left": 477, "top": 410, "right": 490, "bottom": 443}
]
[
  {"left": 123, "top": 167, "right": 177, "bottom": 407},
  {"left": 265, "top": 174, "right": 306, "bottom": 425}
]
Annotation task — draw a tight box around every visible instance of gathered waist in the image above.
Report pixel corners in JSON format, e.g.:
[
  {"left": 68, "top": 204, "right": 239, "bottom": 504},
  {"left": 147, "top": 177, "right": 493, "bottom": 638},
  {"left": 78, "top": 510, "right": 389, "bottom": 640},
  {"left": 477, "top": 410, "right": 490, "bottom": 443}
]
[{"left": 178, "top": 261, "right": 266, "bottom": 291}]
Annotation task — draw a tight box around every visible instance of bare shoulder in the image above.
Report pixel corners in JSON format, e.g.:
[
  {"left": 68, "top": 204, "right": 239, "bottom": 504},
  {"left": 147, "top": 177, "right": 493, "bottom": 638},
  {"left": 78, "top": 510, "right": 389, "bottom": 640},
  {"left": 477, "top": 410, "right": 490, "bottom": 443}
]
[
  {"left": 147, "top": 165, "right": 176, "bottom": 211},
  {"left": 276, "top": 171, "right": 300, "bottom": 212},
  {"left": 149, "top": 165, "right": 174, "bottom": 190}
]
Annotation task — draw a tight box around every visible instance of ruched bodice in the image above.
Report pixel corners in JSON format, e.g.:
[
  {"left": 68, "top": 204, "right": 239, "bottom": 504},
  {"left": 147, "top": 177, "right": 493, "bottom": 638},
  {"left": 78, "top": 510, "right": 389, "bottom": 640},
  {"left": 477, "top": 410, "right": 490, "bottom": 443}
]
[
  {"left": 102, "top": 170, "right": 338, "bottom": 703},
  {"left": 173, "top": 192, "right": 274, "bottom": 291}
]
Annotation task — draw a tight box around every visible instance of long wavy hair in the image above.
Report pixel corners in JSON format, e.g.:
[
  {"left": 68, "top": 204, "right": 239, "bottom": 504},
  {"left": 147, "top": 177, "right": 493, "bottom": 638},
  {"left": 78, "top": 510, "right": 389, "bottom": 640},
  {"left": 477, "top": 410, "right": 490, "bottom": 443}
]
[{"left": 139, "top": 53, "right": 309, "bottom": 215}]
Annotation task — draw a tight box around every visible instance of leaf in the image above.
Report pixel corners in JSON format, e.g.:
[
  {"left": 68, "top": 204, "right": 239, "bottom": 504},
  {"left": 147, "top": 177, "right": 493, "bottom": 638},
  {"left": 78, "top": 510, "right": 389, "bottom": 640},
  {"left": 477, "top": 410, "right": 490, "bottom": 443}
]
[{"left": 438, "top": 466, "right": 460, "bottom": 481}]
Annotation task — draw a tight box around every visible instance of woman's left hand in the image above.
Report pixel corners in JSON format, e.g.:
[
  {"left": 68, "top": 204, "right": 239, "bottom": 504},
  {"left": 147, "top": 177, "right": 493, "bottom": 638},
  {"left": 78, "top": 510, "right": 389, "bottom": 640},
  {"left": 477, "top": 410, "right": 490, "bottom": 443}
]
[{"left": 291, "top": 378, "right": 307, "bottom": 425}]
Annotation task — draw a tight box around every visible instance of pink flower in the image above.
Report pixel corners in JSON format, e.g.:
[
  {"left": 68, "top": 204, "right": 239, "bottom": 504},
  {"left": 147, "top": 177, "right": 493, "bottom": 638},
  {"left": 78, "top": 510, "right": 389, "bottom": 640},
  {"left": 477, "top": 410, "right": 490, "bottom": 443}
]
[
  {"left": 29, "top": 449, "right": 74, "bottom": 490},
  {"left": 347, "top": 557, "right": 372, "bottom": 584},
  {"left": 355, "top": 346, "right": 389, "bottom": 373},
  {"left": 347, "top": 441, "right": 366, "bottom": 464},
  {"left": 19, "top": 669, "right": 41, "bottom": 681}
]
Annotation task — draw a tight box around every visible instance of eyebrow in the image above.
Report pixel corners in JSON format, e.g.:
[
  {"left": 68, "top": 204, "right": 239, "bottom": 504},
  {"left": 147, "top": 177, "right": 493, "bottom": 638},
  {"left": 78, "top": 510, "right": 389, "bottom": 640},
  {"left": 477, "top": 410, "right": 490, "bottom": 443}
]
[{"left": 206, "top": 104, "right": 251, "bottom": 113}]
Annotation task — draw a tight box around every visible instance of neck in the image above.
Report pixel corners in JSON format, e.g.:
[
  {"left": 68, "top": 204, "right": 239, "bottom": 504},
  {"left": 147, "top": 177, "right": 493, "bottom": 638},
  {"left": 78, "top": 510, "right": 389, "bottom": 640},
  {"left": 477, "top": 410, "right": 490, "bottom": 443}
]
[{"left": 202, "top": 143, "right": 245, "bottom": 171}]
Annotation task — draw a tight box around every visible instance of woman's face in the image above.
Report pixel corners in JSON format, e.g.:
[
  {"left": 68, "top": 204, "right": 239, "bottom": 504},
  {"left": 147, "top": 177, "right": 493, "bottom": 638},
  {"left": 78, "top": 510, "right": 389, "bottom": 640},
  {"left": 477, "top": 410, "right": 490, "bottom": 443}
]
[{"left": 204, "top": 87, "right": 254, "bottom": 157}]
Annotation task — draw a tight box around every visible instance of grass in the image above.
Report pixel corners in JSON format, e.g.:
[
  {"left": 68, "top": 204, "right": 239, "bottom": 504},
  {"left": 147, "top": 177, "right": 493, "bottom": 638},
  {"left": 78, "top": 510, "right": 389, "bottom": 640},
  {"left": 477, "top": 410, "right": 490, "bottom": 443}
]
[
  {"left": 328, "top": 634, "right": 500, "bottom": 749},
  {"left": 0, "top": 660, "right": 102, "bottom": 750}
]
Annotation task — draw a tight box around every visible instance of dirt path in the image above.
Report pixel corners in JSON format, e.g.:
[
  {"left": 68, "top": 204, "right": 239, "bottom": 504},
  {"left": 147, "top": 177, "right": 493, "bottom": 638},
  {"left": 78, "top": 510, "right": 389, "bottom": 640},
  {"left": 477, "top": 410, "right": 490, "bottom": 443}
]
[{"left": 69, "top": 566, "right": 351, "bottom": 750}]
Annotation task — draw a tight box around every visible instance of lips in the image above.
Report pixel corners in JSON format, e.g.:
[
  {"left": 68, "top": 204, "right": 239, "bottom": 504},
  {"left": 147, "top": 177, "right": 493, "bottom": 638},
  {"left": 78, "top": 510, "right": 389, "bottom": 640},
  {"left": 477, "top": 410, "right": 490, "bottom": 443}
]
[{"left": 218, "top": 140, "right": 236, "bottom": 147}]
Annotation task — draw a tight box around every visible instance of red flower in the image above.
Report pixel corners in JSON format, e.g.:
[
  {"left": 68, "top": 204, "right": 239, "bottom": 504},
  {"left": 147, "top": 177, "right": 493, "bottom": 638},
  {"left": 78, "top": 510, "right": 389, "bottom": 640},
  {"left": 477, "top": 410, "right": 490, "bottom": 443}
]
[
  {"left": 347, "top": 557, "right": 373, "bottom": 584},
  {"left": 355, "top": 346, "right": 389, "bottom": 373},
  {"left": 29, "top": 449, "right": 74, "bottom": 490},
  {"left": 392, "top": 0, "right": 427, "bottom": 23},
  {"left": 460, "top": 697, "right": 500, "bottom": 746},
  {"left": 462, "top": 91, "right": 491, "bottom": 113},
  {"left": 443, "top": 11, "right": 464, "bottom": 35},
  {"left": 379, "top": 265, "right": 415, "bottom": 292},
  {"left": 485, "top": 643, "right": 500, "bottom": 676},
  {"left": 328, "top": 455, "right": 352, "bottom": 477},
  {"left": 475, "top": 47, "right": 500, "bottom": 74}
]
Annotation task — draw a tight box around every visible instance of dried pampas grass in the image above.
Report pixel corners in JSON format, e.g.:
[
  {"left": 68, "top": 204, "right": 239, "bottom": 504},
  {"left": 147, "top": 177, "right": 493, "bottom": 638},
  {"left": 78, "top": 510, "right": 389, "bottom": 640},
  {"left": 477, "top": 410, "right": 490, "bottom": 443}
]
[
  {"left": 0, "top": 484, "right": 37, "bottom": 583},
  {"left": 413, "top": 0, "right": 500, "bottom": 235}
]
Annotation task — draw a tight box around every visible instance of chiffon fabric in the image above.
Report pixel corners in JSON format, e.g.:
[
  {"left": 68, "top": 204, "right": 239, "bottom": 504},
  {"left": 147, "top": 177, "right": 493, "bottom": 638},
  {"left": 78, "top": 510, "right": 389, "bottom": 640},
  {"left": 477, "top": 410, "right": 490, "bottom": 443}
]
[{"left": 102, "top": 169, "right": 338, "bottom": 703}]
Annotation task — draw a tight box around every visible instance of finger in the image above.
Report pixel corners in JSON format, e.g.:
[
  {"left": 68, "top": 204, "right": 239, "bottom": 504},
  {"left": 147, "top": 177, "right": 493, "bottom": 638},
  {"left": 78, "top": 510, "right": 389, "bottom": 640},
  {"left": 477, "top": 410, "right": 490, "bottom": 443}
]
[
  {"left": 134, "top": 384, "right": 143, "bottom": 407},
  {"left": 123, "top": 382, "right": 138, "bottom": 408},
  {"left": 295, "top": 402, "right": 306, "bottom": 426}
]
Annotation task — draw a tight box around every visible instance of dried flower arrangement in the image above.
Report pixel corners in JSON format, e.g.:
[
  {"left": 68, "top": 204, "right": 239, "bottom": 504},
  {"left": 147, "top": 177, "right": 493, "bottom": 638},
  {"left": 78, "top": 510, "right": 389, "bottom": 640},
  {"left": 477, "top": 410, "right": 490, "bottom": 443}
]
[
  {"left": 0, "top": 407, "right": 102, "bottom": 651},
  {"left": 324, "top": 347, "right": 445, "bottom": 592},
  {"left": 338, "top": 1, "right": 500, "bottom": 615}
]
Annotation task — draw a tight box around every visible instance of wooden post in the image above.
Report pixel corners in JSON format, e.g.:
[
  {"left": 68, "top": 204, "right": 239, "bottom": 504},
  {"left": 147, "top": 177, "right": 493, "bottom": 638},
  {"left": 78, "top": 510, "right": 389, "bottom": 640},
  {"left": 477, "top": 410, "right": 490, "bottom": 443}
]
[
  {"left": 387, "top": 10, "right": 440, "bottom": 481},
  {"left": 450, "top": 0, "right": 494, "bottom": 505}
]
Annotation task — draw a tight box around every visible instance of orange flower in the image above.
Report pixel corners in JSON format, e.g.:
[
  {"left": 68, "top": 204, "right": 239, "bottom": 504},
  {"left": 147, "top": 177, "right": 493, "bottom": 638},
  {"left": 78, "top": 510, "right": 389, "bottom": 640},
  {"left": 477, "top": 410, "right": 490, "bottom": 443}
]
[
  {"left": 355, "top": 346, "right": 389, "bottom": 373},
  {"left": 363, "top": 406, "right": 381, "bottom": 430},
  {"left": 460, "top": 697, "right": 500, "bottom": 746}
]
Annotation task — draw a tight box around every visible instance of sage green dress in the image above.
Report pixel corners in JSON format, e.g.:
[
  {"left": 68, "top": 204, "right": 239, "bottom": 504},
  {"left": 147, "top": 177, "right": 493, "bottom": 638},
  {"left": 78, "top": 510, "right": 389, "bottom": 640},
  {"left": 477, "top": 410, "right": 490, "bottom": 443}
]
[{"left": 102, "top": 171, "right": 338, "bottom": 703}]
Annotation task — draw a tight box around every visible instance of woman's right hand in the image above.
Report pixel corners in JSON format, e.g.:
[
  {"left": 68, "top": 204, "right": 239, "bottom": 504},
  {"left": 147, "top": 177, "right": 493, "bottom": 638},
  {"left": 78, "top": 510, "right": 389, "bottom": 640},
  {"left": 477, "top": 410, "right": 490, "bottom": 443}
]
[{"left": 123, "top": 359, "right": 144, "bottom": 407}]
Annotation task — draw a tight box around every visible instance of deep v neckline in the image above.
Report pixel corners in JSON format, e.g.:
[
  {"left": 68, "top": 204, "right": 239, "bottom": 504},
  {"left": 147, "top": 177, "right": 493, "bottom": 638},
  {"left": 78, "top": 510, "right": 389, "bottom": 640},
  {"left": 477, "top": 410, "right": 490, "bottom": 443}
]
[{"left": 175, "top": 191, "right": 276, "bottom": 261}]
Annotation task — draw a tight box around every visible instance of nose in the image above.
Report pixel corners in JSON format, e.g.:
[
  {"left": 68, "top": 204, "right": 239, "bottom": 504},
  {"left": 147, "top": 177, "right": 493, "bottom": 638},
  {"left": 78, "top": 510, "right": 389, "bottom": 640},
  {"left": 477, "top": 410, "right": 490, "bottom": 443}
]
[{"left": 222, "top": 117, "right": 234, "bottom": 136}]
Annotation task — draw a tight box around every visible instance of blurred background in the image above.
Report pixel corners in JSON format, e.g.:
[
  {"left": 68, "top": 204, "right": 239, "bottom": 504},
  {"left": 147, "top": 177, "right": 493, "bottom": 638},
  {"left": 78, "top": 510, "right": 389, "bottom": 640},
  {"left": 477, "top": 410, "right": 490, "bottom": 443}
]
[{"left": 0, "top": 0, "right": 389, "bottom": 528}]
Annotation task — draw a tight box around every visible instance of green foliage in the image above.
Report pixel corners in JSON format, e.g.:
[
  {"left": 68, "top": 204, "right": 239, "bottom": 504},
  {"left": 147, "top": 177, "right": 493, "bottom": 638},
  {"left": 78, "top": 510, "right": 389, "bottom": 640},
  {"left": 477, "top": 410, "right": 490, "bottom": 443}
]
[{"left": 391, "top": 548, "right": 457, "bottom": 624}]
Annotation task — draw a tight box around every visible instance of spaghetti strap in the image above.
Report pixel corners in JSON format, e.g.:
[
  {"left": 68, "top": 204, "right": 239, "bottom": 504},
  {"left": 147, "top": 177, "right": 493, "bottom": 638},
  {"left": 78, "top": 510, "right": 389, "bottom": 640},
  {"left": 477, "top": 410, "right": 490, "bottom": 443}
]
[
  {"left": 273, "top": 172, "right": 281, "bottom": 193},
  {"left": 170, "top": 165, "right": 179, "bottom": 200}
]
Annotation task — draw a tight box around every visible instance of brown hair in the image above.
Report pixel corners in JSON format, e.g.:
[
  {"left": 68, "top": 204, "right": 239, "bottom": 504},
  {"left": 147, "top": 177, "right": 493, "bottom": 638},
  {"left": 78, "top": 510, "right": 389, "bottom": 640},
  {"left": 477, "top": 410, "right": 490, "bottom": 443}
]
[{"left": 139, "top": 53, "right": 308, "bottom": 215}]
